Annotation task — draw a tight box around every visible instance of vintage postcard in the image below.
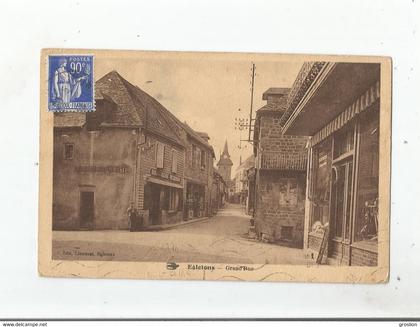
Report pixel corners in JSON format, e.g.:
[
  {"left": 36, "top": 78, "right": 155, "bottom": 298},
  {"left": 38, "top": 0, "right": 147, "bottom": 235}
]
[{"left": 39, "top": 49, "right": 391, "bottom": 283}]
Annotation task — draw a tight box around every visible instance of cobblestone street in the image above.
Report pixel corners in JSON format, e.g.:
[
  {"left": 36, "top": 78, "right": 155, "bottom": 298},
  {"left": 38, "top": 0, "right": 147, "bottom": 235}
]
[{"left": 53, "top": 204, "right": 309, "bottom": 265}]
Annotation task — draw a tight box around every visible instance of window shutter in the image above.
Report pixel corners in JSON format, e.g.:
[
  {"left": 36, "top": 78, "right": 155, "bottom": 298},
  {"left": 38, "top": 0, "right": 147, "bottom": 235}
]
[
  {"left": 156, "top": 143, "right": 164, "bottom": 168},
  {"left": 171, "top": 150, "right": 178, "bottom": 173}
]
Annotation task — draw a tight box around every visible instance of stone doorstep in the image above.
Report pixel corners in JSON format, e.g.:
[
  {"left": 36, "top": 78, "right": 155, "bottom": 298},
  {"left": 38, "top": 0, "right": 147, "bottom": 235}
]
[{"left": 138, "top": 216, "right": 212, "bottom": 232}]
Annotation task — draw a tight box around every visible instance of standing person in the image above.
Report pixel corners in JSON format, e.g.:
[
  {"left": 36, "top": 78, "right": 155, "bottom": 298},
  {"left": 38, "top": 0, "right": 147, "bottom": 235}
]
[{"left": 127, "top": 205, "right": 138, "bottom": 232}]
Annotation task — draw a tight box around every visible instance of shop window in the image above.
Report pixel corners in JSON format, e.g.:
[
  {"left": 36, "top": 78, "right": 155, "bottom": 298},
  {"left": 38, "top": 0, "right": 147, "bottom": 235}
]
[
  {"left": 310, "top": 138, "right": 332, "bottom": 227},
  {"left": 64, "top": 143, "right": 74, "bottom": 160},
  {"left": 354, "top": 110, "right": 379, "bottom": 242},
  {"left": 171, "top": 150, "right": 178, "bottom": 174},
  {"left": 156, "top": 142, "right": 165, "bottom": 168},
  {"left": 333, "top": 125, "right": 354, "bottom": 159}
]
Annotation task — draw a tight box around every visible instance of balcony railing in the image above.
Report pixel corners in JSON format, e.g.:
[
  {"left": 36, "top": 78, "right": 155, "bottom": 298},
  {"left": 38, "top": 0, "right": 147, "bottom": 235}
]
[{"left": 280, "top": 61, "right": 327, "bottom": 126}]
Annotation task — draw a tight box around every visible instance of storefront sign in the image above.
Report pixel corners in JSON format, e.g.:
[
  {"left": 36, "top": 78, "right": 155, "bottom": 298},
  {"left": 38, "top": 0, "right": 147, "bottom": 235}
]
[
  {"left": 169, "top": 174, "right": 181, "bottom": 183},
  {"left": 75, "top": 165, "right": 130, "bottom": 174},
  {"left": 150, "top": 168, "right": 182, "bottom": 183}
]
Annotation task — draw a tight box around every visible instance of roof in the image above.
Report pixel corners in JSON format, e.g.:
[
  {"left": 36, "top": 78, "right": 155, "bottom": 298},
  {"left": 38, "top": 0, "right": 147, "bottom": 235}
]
[
  {"left": 262, "top": 87, "right": 290, "bottom": 100},
  {"left": 94, "top": 71, "right": 183, "bottom": 145},
  {"left": 54, "top": 112, "right": 86, "bottom": 128},
  {"left": 181, "top": 122, "right": 215, "bottom": 154},
  {"left": 256, "top": 102, "right": 286, "bottom": 114},
  {"left": 196, "top": 131, "right": 210, "bottom": 141}
]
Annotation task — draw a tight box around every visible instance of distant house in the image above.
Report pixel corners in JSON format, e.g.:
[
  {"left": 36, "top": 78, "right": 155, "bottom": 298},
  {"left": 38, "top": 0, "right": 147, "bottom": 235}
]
[
  {"left": 233, "top": 155, "right": 255, "bottom": 207},
  {"left": 253, "top": 87, "right": 309, "bottom": 247}
]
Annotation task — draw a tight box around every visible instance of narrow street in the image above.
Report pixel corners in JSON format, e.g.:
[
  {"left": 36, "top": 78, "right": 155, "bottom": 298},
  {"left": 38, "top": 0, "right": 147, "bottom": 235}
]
[{"left": 53, "top": 204, "right": 308, "bottom": 265}]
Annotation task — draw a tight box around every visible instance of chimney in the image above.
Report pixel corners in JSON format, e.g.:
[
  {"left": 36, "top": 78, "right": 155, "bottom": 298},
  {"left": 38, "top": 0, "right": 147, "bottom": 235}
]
[{"left": 262, "top": 88, "right": 290, "bottom": 108}]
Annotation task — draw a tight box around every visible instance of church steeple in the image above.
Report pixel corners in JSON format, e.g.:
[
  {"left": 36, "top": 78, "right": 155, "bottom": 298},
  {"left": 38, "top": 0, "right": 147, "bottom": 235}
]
[
  {"left": 217, "top": 139, "right": 233, "bottom": 182},
  {"left": 222, "top": 140, "right": 229, "bottom": 156}
]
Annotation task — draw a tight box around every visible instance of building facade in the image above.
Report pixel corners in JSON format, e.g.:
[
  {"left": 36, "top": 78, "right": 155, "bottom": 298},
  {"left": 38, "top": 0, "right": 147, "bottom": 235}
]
[
  {"left": 281, "top": 62, "right": 381, "bottom": 266},
  {"left": 233, "top": 155, "right": 255, "bottom": 206},
  {"left": 180, "top": 125, "right": 216, "bottom": 219},
  {"left": 53, "top": 71, "right": 198, "bottom": 230},
  {"left": 253, "top": 88, "right": 309, "bottom": 247}
]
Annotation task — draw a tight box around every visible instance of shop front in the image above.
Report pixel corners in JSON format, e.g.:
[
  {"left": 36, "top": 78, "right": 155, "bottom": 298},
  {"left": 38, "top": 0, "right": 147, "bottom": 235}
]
[
  {"left": 307, "top": 106, "right": 379, "bottom": 265},
  {"left": 281, "top": 62, "right": 381, "bottom": 266},
  {"left": 185, "top": 181, "right": 206, "bottom": 219},
  {"left": 143, "top": 170, "right": 184, "bottom": 226}
]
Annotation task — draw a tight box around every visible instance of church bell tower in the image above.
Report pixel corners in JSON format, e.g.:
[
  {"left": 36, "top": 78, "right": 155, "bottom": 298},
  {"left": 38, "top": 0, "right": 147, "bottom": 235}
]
[{"left": 217, "top": 140, "right": 233, "bottom": 182}]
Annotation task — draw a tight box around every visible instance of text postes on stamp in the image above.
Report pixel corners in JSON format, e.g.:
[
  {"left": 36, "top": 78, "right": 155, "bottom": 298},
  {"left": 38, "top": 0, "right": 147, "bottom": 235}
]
[{"left": 48, "top": 55, "right": 94, "bottom": 112}]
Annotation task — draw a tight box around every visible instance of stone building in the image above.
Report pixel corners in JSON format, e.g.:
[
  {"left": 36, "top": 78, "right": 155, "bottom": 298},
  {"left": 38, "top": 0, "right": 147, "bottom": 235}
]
[
  {"left": 253, "top": 88, "right": 309, "bottom": 247},
  {"left": 53, "top": 71, "right": 188, "bottom": 230},
  {"left": 281, "top": 62, "right": 381, "bottom": 266}
]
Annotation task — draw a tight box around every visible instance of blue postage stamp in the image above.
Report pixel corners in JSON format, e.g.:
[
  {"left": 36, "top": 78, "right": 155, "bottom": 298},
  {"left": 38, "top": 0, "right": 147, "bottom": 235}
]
[{"left": 48, "top": 55, "right": 94, "bottom": 111}]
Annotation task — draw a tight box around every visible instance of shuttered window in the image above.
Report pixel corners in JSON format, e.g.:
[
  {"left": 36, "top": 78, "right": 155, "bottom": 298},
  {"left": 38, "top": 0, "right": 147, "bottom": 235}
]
[
  {"left": 171, "top": 149, "right": 178, "bottom": 173},
  {"left": 156, "top": 142, "right": 165, "bottom": 168}
]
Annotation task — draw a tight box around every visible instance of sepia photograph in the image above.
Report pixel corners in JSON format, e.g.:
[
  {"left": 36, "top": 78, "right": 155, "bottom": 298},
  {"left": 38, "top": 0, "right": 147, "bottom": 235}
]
[{"left": 38, "top": 50, "right": 391, "bottom": 282}]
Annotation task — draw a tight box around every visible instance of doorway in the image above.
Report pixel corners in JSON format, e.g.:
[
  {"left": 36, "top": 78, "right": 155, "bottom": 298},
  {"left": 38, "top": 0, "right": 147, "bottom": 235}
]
[
  {"left": 149, "top": 184, "right": 162, "bottom": 225},
  {"left": 80, "top": 191, "right": 94, "bottom": 230},
  {"left": 329, "top": 160, "right": 353, "bottom": 259}
]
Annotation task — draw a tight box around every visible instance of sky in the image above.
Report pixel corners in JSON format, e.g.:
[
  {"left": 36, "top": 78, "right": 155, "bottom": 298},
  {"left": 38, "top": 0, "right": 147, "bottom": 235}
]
[{"left": 95, "top": 54, "right": 304, "bottom": 173}]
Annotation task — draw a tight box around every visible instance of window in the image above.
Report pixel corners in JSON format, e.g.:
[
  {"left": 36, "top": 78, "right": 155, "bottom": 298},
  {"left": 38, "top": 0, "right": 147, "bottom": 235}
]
[
  {"left": 192, "top": 144, "right": 196, "bottom": 167},
  {"left": 168, "top": 188, "right": 180, "bottom": 211},
  {"left": 197, "top": 148, "right": 201, "bottom": 168},
  {"left": 156, "top": 142, "right": 165, "bottom": 168},
  {"left": 310, "top": 138, "right": 332, "bottom": 227},
  {"left": 354, "top": 110, "right": 379, "bottom": 242},
  {"left": 201, "top": 150, "right": 206, "bottom": 169},
  {"left": 64, "top": 143, "right": 74, "bottom": 160},
  {"left": 333, "top": 125, "right": 354, "bottom": 159},
  {"left": 171, "top": 150, "right": 178, "bottom": 174}
]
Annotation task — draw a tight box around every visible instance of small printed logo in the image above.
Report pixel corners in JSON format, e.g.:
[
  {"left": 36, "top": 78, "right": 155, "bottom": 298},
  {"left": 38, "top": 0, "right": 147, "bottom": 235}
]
[
  {"left": 166, "top": 262, "right": 179, "bottom": 270},
  {"left": 48, "top": 55, "right": 94, "bottom": 112}
]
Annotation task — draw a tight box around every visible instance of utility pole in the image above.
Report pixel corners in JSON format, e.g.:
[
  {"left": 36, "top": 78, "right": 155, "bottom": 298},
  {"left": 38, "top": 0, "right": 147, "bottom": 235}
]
[{"left": 248, "top": 63, "right": 256, "bottom": 142}]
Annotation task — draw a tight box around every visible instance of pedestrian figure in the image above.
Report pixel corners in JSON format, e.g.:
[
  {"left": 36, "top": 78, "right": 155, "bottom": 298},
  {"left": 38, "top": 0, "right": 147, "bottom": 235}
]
[{"left": 127, "top": 205, "right": 139, "bottom": 231}]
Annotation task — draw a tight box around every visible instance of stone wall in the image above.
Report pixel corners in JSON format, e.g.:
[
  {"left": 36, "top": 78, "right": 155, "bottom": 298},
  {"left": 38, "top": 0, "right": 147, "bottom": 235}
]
[
  {"left": 254, "top": 170, "right": 306, "bottom": 247},
  {"left": 53, "top": 127, "right": 137, "bottom": 230}
]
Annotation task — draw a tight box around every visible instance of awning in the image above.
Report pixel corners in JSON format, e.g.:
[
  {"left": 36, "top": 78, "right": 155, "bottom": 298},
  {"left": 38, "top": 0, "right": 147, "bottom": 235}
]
[
  {"left": 147, "top": 177, "right": 183, "bottom": 189},
  {"left": 309, "top": 81, "right": 380, "bottom": 147}
]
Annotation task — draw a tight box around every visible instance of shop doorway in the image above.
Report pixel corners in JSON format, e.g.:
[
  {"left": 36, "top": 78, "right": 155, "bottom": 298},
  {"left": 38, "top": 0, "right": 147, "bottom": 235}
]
[
  {"left": 80, "top": 191, "right": 94, "bottom": 229},
  {"left": 329, "top": 160, "right": 353, "bottom": 258},
  {"left": 149, "top": 184, "right": 162, "bottom": 225}
]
